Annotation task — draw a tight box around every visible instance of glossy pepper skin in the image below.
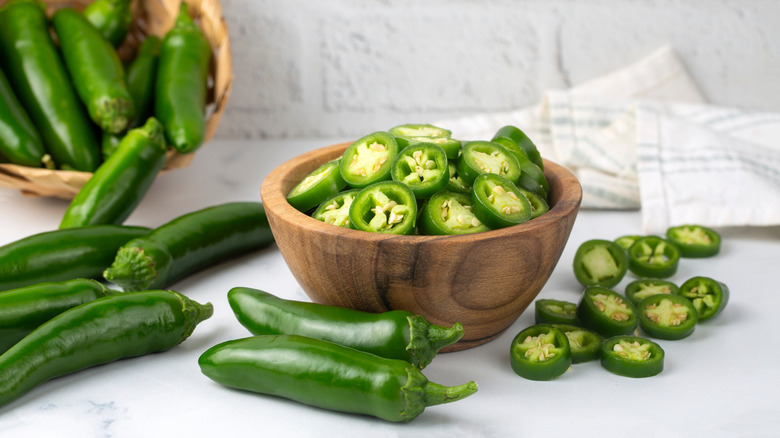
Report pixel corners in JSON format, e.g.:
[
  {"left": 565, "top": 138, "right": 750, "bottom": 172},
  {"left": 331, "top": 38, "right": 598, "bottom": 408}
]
[
  {"left": 199, "top": 334, "right": 478, "bottom": 423},
  {"left": 0, "top": 0, "right": 99, "bottom": 171},
  {"left": 0, "top": 279, "right": 114, "bottom": 353},
  {"left": 0, "top": 225, "right": 150, "bottom": 292},
  {"left": 104, "top": 202, "right": 274, "bottom": 291},
  {"left": 0, "top": 66, "right": 46, "bottom": 167},
  {"left": 227, "top": 287, "right": 464, "bottom": 369},
  {"left": 53, "top": 7, "right": 135, "bottom": 134},
  {"left": 155, "top": 3, "right": 211, "bottom": 153},
  {"left": 82, "top": 0, "right": 132, "bottom": 47},
  {"left": 0, "top": 289, "right": 213, "bottom": 408},
  {"left": 60, "top": 117, "right": 167, "bottom": 229}
]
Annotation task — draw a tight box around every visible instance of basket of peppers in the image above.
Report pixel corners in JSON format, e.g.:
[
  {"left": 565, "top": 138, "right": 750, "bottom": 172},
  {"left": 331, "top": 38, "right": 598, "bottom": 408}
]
[{"left": 0, "top": 0, "right": 232, "bottom": 198}]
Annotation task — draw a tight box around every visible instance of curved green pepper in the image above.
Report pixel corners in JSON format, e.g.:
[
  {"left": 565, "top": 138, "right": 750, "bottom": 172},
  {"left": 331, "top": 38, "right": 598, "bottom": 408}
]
[
  {"left": 551, "top": 324, "right": 603, "bottom": 364},
  {"left": 534, "top": 299, "right": 579, "bottom": 325},
  {"left": 627, "top": 236, "right": 680, "bottom": 278},
  {"left": 676, "top": 276, "right": 729, "bottom": 321},
  {"left": 311, "top": 189, "right": 360, "bottom": 228},
  {"left": 572, "top": 239, "right": 628, "bottom": 288},
  {"left": 227, "top": 287, "right": 464, "bottom": 369},
  {"left": 339, "top": 131, "right": 399, "bottom": 188},
  {"left": 577, "top": 286, "right": 638, "bottom": 337},
  {"left": 0, "top": 66, "right": 46, "bottom": 167},
  {"left": 103, "top": 202, "right": 274, "bottom": 291},
  {"left": 287, "top": 159, "right": 347, "bottom": 212},
  {"left": 456, "top": 141, "right": 522, "bottom": 186},
  {"left": 638, "top": 294, "right": 698, "bottom": 340},
  {"left": 348, "top": 181, "right": 417, "bottom": 234},
  {"left": 471, "top": 173, "right": 532, "bottom": 229},
  {"left": 418, "top": 190, "right": 488, "bottom": 235},
  {"left": 83, "top": 0, "right": 132, "bottom": 47},
  {"left": 624, "top": 278, "right": 678, "bottom": 306},
  {"left": 666, "top": 224, "right": 721, "bottom": 258},
  {"left": 601, "top": 335, "right": 664, "bottom": 378},
  {"left": 390, "top": 142, "right": 449, "bottom": 199},
  {"left": 0, "top": 225, "right": 150, "bottom": 292},
  {"left": 0, "top": 289, "right": 212, "bottom": 408},
  {"left": 155, "top": 3, "right": 211, "bottom": 153},
  {"left": 510, "top": 324, "right": 572, "bottom": 381},
  {"left": 199, "top": 334, "right": 477, "bottom": 423}
]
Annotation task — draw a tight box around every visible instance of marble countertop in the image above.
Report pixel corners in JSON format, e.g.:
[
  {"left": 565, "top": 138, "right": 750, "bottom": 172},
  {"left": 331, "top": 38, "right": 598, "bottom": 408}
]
[{"left": 1, "top": 139, "right": 778, "bottom": 437}]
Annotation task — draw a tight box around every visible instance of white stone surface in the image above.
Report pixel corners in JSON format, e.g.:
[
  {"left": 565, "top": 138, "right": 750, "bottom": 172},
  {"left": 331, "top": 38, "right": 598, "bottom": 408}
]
[{"left": 215, "top": 0, "right": 780, "bottom": 139}]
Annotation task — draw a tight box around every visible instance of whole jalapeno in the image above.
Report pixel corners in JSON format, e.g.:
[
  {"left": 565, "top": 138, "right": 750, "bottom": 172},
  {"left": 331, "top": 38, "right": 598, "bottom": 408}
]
[
  {"left": 0, "top": 225, "right": 150, "bottom": 292},
  {"left": 624, "top": 278, "right": 678, "bottom": 307},
  {"left": 287, "top": 159, "right": 347, "bottom": 212},
  {"left": 390, "top": 142, "right": 449, "bottom": 199},
  {"left": 227, "top": 287, "right": 464, "bottom": 369},
  {"left": 348, "top": 181, "right": 417, "bottom": 235},
  {"left": 665, "top": 224, "right": 721, "bottom": 258},
  {"left": 53, "top": 7, "right": 135, "bottom": 134},
  {"left": 456, "top": 141, "right": 522, "bottom": 186},
  {"left": 0, "top": 289, "right": 212, "bottom": 408},
  {"left": 0, "top": 0, "right": 99, "bottom": 171},
  {"left": 534, "top": 299, "right": 579, "bottom": 325},
  {"left": 60, "top": 117, "right": 167, "bottom": 229},
  {"left": 339, "top": 131, "right": 399, "bottom": 188},
  {"left": 510, "top": 324, "right": 572, "bottom": 381},
  {"left": 0, "top": 66, "right": 46, "bottom": 167},
  {"left": 551, "top": 323, "right": 603, "bottom": 364},
  {"left": 637, "top": 294, "right": 698, "bottom": 340},
  {"left": 627, "top": 236, "right": 680, "bottom": 278},
  {"left": 492, "top": 125, "right": 544, "bottom": 171},
  {"left": 0, "top": 279, "right": 115, "bottom": 353},
  {"left": 676, "top": 276, "right": 729, "bottom": 321},
  {"left": 199, "top": 334, "right": 478, "bottom": 423},
  {"left": 83, "top": 0, "right": 132, "bottom": 47},
  {"left": 418, "top": 190, "right": 488, "bottom": 235},
  {"left": 103, "top": 202, "right": 275, "bottom": 291},
  {"left": 311, "top": 189, "right": 359, "bottom": 228},
  {"left": 471, "top": 173, "right": 532, "bottom": 229},
  {"left": 601, "top": 335, "right": 664, "bottom": 378},
  {"left": 577, "top": 286, "right": 639, "bottom": 337},
  {"left": 572, "top": 239, "right": 628, "bottom": 288},
  {"left": 155, "top": 3, "right": 211, "bottom": 153}
]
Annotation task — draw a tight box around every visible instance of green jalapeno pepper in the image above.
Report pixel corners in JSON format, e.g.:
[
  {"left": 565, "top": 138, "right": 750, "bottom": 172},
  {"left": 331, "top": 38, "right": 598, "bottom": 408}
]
[
  {"left": 601, "top": 335, "right": 664, "bottom": 378},
  {"left": 489, "top": 135, "right": 548, "bottom": 198},
  {"left": 53, "top": 7, "right": 135, "bottom": 134},
  {"left": 572, "top": 239, "right": 628, "bottom": 288},
  {"left": 388, "top": 123, "right": 451, "bottom": 139},
  {"left": 0, "top": 66, "right": 46, "bottom": 167},
  {"left": 624, "top": 278, "right": 678, "bottom": 306},
  {"left": 551, "top": 323, "right": 603, "bottom": 364},
  {"left": 287, "top": 159, "right": 348, "bottom": 212},
  {"left": 199, "top": 334, "right": 478, "bottom": 423},
  {"left": 227, "top": 287, "right": 464, "bottom": 369},
  {"left": 104, "top": 202, "right": 274, "bottom": 291},
  {"left": 517, "top": 185, "right": 549, "bottom": 219},
  {"left": 614, "top": 235, "right": 641, "bottom": 251},
  {"left": 83, "top": 0, "right": 132, "bottom": 47},
  {"left": 0, "top": 225, "right": 150, "bottom": 292},
  {"left": 155, "top": 3, "right": 211, "bottom": 153},
  {"left": 638, "top": 294, "right": 698, "bottom": 340},
  {"left": 577, "top": 286, "right": 639, "bottom": 337},
  {"left": 418, "top": 190, "right": 488, "bottom": 235},
  {"left": 311, "top": 189, "right": 359, "bottom": 228},
  {"left": 348, "top": 181, "right": 417, "bottom": 234},
  {"left": 665, "top": 224, "right": 721, "bottom": 258},
  {"left": 676, "top": 276, "right": 729, "bottom": 321},
  {"left": 401, "top": 136, "right": 462, "bottom": 160},
  {"left": 471, "top": 173, "right": 532, "bottom": 229},
  {"left": 492, "top": 125, "right": 544, "bottom": 171},
  {"left": 627, "top": 236, "right": 680, "bottom": 278},
  {"left": 0, "top": 0, "right": 100, "bottom": 171},
  {"left": 0, "top": 289, "right": 212, "bottom": 408},
  {"left": 446, "top": 160, "right": 471, "bottom": 193},
  {"left": 0, "top": 279, "right": 115, "bottom": 353},
  {"left": 510, "top": 324, "right": 572, "bottom": 381},
  {"left": 60, "top": 117, "right": 167, "bottom": 229},
  {"left": 390, "top": 142, "right": 449, "bottom": 199},
  {"left": 456, "top": 141, "right": 522, "bottom": 186},
  {"left": 339, "top": 131, "right": 399, "bottom": 188},
  {"left": 534, "top": 299, "right": 579, "bottom": 325}
]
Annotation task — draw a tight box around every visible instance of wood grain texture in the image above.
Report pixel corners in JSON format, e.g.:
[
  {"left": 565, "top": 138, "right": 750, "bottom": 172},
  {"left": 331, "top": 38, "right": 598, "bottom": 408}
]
[{"left": 260, "top": 143, "right": 582, "bottom": 351}]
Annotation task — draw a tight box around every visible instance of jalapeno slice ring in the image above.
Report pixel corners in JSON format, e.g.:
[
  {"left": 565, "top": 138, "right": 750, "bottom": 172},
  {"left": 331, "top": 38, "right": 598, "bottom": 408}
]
[
  {"left": 510, "top": 324, "right": 572, "bottom": 381},
  {"left": 627, "top": 236, "right": 680, "bottom": 278},
  {"left": 419, "top": 191, "right": 488, "bottom": 235},
  {"left": 572, "top": 239, "right": 628, "bottom": 288},
  {"left": 638, "top": 294, "right": 698, "bottom": 340},
  {"left": 624, "top": 278, "right": 679, "bottom": 307},
  {"left": 666, "top": 224, "right": 721, "bottom": 258},
  {"left": 287, "top": 159, "right": 347, "bottom": 212},
  {"left": 534, "top": 299, "right": 579, "bottom": 325},
  {"left": 577, "top": 286, "right": 638, "bottom": 337},
  {"left": 552, "top": 323, "right": 603, "bottom": 364},
  {"left": 601, "top": 335, "right": 664, "bottom": 378},
  {"left": 388, "top": 123, "right": 451, "bottom": 139},
  {"left": 614, "top": 235, "right": 641, "bottom": 251},
  {"left": 390, "top": 143, "right": 449, "bottom": 199},
  {"left": 676, "top": 276, "right": 729, "bottom": 321},
  {"left": 311, "top": 189, "right": 360, "bottom": 228},
  {"left": 491, "top": 125, "right": 544, "bottom": 171},
  {"left": 517, "top": 186, "right": 549, "bottom": 219},
  {"left": 456, "top": 141, "right": 522, "bottom": 186},
  {"left": 339, "top": 131, "right": 398, "bottom": 189},
  {"left": 349, "top": 181, "right": 417, "bottom": 235},
  {"left": 471, "top": 173, "right": 532, "bottom": 229},
  {"left": 446, "top": 161, "right": 470, "bottom": 194}
]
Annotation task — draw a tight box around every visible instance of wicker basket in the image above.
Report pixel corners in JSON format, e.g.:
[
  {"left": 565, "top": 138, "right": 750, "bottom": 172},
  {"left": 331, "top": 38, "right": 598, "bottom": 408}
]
[{"left": 0, "top": 0, "right": 232, "bottom": 199}]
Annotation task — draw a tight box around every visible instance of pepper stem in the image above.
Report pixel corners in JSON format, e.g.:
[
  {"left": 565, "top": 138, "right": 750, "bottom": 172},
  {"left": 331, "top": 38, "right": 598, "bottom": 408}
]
[
  {"left": 407, "top": 316, "right": 465, "bottom": 369},
  {"left": 103, "top": 246, "right": 158, "bottom": 292},
  {"left": 423, "top": 380, "right": 478, "bottom": 407}
]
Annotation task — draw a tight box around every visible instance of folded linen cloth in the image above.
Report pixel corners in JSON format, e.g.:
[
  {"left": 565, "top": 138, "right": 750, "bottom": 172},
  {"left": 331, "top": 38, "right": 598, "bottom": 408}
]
[{"left": 435, "top": 46, "right": 780, "bottom": 233}]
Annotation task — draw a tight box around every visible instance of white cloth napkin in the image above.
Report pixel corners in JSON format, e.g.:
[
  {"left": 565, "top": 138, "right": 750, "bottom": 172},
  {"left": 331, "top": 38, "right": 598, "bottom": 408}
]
[{"left": 435, "top": 46, "right": 780, "bottom": 233}]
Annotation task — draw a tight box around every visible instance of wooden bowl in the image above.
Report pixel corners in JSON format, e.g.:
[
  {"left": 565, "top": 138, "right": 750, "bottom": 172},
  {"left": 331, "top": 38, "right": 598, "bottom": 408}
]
[{"left": 260, "top": 143, "right": 582, "bottom": 351}]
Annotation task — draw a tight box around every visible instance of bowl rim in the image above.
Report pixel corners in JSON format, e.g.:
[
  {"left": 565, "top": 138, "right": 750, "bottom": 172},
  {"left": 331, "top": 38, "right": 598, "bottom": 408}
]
[{"left": 260, "top": 142, "right": 582, "bottom": 243}]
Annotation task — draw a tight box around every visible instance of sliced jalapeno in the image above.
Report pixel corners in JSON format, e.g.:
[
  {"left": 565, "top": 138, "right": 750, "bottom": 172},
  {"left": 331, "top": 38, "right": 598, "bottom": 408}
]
[
  {"left": 390, "top": 143, "right": 449, "bottom": 199},
  {"left": 624, "top": 278, "right": 678, "bottom": 307},
  {"left": 666, "top": 225, "right": 721, "bottom": 258},
  {"left": 349, "top": 181, "right": 417, "bottom": 235},
  {"left": 552, "top": 323, "right": 602, "bottom": 364},
  {"left": 418, "top": 191, "right": 488, "bottom": 235},
  {"left": 492, "top": 125, "right": 544, "bottom": 171},
  {"left": 627, "top": 236, "right": 680, "bottom": 278},
  {"left": 534, "top": 299, "right": 579, "bottom": 325},
  {"left": 577, "top": 286, "right": 638, "bottom": 337},
  {"left": 676, "top": 276, "right": 729, "bottom": 321},
  {"left": 601, "top": 335, "right": 664, "bottom": 378},
  {"left": 490, "top": 135, "right": 548, "bottom": 197},
  {"left": 311, "top": 189, "right": 360, "bottom": 228},
  {"left": 517, "top": 186, "right": 549, "bottom": 219},
  {"left": 510, "top": 324, "right": 571, "bottom": 381},
  {"left": 456, "top": 141, "right": 522, "bottom": 186},
  {"left": 471, "top": 173, "right": 532, "bottom": 229},
  {"left": 339, "top": 132, "right": 398, "bottom": 189},
  {"left": 446, "top": 161, "right": 470, "bottom": 194},
  {"left": 572, "top": 239, "right": 628, "bottom": 288},
  {"left": 614, "top": 235, "right": 641, "bottom": 251},
  {"left": 638, "top": 294, "right": 698, "bottom": 340},
  {"left": 287, "top": 159, "right": 347, "bottom": 212},
  {"left": 388, "top": 123, "right": 451, "bottom": 139},
  {"left": 404, "top": 136, "right": 462, "bottom": 159}
]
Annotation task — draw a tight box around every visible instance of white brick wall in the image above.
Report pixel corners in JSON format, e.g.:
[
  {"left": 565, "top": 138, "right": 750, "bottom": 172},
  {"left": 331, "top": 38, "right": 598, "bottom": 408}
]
[{"left": 215, "top": 0, "right": 780, "bottom": 139}]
